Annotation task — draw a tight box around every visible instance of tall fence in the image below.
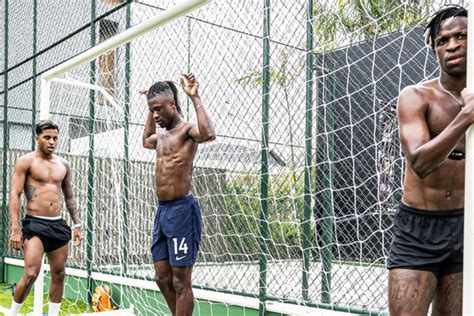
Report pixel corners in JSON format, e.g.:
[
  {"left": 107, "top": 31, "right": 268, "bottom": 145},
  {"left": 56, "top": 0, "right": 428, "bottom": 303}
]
[{"left": 0, "top": 0, "right": 464, "bottom": 315}]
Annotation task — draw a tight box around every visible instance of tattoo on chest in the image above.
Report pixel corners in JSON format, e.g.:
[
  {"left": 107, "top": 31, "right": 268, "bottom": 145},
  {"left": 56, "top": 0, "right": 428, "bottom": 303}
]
[{"left": 25, "top": 185, "right": 37, "bottom": 202}]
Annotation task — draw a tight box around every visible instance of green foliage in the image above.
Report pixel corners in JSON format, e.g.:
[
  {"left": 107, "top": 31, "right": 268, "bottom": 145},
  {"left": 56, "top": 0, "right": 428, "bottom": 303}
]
[
  {"left": 234, "top": 67, "right": 287, "bottom": 87},
  {"left": 223, "top": 171, "right": 315, "bottom": 261},
  {"left": 314, "top": 0, "right": 431, "bottom": 52}
]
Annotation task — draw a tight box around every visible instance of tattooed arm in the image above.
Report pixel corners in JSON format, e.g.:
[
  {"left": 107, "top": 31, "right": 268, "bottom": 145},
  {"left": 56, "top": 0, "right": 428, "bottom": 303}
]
[
  {"left": 61, "top": 160, "right": 83, "bottom": 245},
  {"left": 9, "top": 155, "right": 31, "bottom": 250}
]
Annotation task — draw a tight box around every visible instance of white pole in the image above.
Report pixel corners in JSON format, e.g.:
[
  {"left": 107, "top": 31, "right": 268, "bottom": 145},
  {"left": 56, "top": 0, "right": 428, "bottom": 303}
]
[
  {"left": 36, "top": 77, "right": 50, "bottom": 316},
  {"left": 41, "top": 0, "right": 210, "bottom": 81},
  {"left": 464, "top": 1, "right": 474, "bottom": 315},
  {"left": 33, "top": 256, "right": 45, "bottom": 316},
  {"left": 50, "top": 78, "right": 122, "bottom": 114},
  {"left": 39, "top": 78, "right": 51, "bottom": 120},
  {"left": 35, "top": 1, "right": 212, "bottom": 314}
]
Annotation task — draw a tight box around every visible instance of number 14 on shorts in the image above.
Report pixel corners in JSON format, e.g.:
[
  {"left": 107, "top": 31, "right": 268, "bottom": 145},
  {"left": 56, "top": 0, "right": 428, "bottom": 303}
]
[{"left": 173, "top": 237, "right": 188, "bottom": 256}]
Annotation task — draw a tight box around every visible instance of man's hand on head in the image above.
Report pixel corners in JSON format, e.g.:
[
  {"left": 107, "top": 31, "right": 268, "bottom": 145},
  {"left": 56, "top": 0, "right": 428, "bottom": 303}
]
[{"left": 180, "top": 73, "right": 199, "bottom": 97}]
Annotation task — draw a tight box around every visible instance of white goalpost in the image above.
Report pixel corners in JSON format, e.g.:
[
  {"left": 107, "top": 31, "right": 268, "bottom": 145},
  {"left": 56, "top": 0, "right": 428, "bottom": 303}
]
[
  {"left": 39, "top": 0, "right": 211, "bottom": 118},
  {"left": 33, "top": 1, "right": 211, "bottom": 315}
]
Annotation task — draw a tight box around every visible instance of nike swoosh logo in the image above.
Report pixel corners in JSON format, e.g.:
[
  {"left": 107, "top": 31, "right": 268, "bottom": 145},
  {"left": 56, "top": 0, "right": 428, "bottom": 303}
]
[{"left": 176, "top": 256, "right": 186, "bottom": 261}]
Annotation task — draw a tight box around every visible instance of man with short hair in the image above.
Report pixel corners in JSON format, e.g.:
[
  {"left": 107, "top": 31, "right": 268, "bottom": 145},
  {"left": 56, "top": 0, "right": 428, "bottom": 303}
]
[
  {"left": 388, "top": 5, "right": 470, "bottom": 315},
  {"left": 142, "top": 73, "right": 215, "bottom": 316},
  {"left": 9, "top": 119, "right": 83, "bottom": 316}
]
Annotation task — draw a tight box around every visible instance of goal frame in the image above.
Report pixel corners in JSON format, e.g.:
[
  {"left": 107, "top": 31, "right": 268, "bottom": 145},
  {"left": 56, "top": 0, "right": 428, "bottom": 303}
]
[{"left": 34, "top": 1, "right": 211, "bottom": 314}]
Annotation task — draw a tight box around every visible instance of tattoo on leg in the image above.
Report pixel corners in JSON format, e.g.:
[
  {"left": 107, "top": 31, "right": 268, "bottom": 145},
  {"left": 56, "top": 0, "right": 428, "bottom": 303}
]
[
  {"left": 389, "top": 271, "right": 436, "bottom": 315},
  {"left": 390, "top": 276, "right": 420, "bottom": 301},
  {"left": 440, "top": 274, "right": 462, "bottom": 311}
]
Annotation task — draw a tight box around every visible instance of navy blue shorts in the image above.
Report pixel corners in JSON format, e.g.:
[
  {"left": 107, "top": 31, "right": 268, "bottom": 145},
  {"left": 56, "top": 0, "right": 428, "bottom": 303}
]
[
  {"left": 387, "top": 203, "right": 463, "bottom": 277},
  {"left": 151, "top": 195, "right": 202, "bottom": 266}
]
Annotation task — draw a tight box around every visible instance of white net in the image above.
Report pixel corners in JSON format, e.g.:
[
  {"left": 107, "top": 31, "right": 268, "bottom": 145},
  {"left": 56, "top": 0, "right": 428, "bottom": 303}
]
[{"left": 1, "top": 0, "right": 468, "bottom": 315}]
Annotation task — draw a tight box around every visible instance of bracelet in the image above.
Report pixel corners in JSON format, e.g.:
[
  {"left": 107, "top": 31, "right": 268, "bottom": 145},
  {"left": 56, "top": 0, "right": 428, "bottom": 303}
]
[{"left": 73, "top": 223, "right": 82, "bottom": 229}]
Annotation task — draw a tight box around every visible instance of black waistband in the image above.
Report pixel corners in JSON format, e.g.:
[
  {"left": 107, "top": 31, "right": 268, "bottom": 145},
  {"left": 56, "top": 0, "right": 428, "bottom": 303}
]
[
  {"left": 400, "top": 203, "right": 463, "bottom": 217},
  {"left": 158, "top": 194, "right": 195, "bottom": 207}
]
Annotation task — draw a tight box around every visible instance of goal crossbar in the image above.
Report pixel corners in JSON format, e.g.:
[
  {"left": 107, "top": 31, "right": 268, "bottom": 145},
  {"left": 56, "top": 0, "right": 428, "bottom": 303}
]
[
  {"left": 34, "top": 1, "right": 211, "bottom": 314},
  {"left": 39, "top": 0, "right": 210, "bottom": 120}
]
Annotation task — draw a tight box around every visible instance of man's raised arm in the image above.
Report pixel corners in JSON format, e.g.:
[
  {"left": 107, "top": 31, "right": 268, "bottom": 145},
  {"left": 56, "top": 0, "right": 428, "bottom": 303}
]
[
  {"left": 141, "top": 90, "right": 158, "bottom": 149},
  {"left": 180, "top": 73, "right": 215, "bottom": 143}
]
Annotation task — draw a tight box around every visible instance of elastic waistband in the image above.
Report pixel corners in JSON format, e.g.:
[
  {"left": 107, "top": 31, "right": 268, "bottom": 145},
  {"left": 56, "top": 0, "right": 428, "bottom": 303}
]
[
  {"left": 400, "top": 203, "right": 463, "bottom": 217},
  {"left": 24, "top": 215, "right": 64, "bottom": 222},
  {"left": 158, "top": 194, "right": 196, "bottom": 207}
]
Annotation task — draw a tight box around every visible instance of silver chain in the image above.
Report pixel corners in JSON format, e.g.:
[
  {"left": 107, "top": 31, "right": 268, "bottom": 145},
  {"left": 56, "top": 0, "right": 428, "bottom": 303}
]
[{"left": 438, "top": 77, "right": 463, "bottom": 105}]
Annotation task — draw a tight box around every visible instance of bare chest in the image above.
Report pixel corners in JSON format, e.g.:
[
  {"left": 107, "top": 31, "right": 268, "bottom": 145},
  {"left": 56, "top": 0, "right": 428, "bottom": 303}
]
[
  {"left": 427, "top": 101, "right": 463, "bottom": 138},
  {"left": 155, "top": 131, "right": 195, "bottom": 158},
  {"left": 28, "top": 160, "right": 67, "bottom": 184}
]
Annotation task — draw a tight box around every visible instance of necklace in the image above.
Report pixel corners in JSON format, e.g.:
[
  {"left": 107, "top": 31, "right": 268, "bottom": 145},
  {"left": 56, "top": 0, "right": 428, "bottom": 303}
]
[{"left": 438, "top": 77, "right": 463, "bottom": 105}]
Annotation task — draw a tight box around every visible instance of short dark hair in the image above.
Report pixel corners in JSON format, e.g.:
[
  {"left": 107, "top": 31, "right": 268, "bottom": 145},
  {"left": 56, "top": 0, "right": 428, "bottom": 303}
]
[
  {"left": 35, "top": 119, "right": 59, "bottom": 135},
  {"left": 425, "top": 5, "right": 467, "bottom": 50},
  {"left": 147, "top": 81, "right": 183, "bottom": 116}
]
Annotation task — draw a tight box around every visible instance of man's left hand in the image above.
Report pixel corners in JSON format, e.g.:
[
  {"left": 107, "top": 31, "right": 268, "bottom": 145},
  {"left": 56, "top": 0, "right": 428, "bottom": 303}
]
[
  {"left": 180, "top": 73, "right": 199, "bottom": 97},
  {"left": 74, "top": 228, "right": 84, "bottom": 246}
]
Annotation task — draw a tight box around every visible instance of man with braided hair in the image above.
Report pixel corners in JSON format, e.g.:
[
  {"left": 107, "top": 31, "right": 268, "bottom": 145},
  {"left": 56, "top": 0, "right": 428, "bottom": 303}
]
[
  {"left": 141, "top": 73, "right": 215, "bottom": 316},
  {"left": 388, "top": 5, "right": 471, "bottom": 315}
]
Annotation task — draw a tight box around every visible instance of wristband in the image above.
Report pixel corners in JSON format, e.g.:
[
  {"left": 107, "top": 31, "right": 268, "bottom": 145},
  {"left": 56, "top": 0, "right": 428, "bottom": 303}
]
[{"left": 73, "top": 223, "right": 81, "bottom": 229}]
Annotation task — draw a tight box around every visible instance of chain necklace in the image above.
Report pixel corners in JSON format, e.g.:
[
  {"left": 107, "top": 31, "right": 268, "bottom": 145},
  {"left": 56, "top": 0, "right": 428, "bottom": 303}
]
[{"left": 438, "top": 77, "right": 463, "bottom": 105}]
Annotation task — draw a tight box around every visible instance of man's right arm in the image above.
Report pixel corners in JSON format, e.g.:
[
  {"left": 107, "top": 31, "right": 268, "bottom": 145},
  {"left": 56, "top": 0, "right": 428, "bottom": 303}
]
[
  {"left": 143, "top": 111, "right": 158, "bottom": 149},
  {"left": 9, "top": 157, "right": 30, "bottom": 249},
  {"left": 398, "top": 85, "right": 474, "bottom": 178}
]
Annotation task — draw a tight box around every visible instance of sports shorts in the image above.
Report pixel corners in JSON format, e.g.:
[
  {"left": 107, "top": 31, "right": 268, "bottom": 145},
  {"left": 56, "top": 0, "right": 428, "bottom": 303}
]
[
  {"left": 151, "top": 195, "right": 202, "bottom": 267},
  {"left": 22, "top": 215, "right": 72, "bottom": 253},
  {"left": 387, "top": 203, "right": 463, "bottom": 277}
]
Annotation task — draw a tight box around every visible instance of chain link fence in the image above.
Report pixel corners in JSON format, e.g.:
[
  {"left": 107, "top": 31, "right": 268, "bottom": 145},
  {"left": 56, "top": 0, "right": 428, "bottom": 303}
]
[{"left": 0, "top": 0, "right": 466, "bottom": 315}]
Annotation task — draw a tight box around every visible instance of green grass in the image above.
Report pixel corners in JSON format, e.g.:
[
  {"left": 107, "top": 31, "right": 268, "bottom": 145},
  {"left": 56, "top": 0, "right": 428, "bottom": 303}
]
[{"left": 0, "top": 283, "right": 91, "bottom": 315}]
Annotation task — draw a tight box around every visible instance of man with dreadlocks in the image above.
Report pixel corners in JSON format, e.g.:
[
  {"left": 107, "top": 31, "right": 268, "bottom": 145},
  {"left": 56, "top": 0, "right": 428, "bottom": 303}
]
[
  {"left": 388, "top": 5, "right": 469, "bottom": 315},
  {"left": 141, "top": 73, "right": 215, "bottom": 316}
]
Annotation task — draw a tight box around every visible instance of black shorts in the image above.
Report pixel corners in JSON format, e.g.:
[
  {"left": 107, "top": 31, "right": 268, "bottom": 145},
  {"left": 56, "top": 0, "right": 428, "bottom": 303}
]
[
  {"left": 22, "top": 215, "right": 72, "bottom": 253},
  {"left": 387, "top": 203, "right": 463, "bottom": 277}
]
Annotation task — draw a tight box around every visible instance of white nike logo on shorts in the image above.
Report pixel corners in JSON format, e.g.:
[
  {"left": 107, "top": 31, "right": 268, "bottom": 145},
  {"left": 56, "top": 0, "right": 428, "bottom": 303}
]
[{"left": 176, "top": 255, "right": 186, "bottom": 261}]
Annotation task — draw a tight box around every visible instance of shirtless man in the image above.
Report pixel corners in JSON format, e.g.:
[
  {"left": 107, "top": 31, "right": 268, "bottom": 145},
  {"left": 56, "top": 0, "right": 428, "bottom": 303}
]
[
  {"left": 9, "top": 119, "right": 83, "bottom": 316},
  {"left": 142, "top": 73, "right": 215, "bottom": 316},
  {"left": 387, "top": 6, "right": 470, "bottom": 315}
]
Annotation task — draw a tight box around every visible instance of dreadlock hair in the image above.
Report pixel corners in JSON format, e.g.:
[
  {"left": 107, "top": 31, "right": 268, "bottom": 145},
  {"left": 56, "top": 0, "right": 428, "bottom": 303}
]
[
  {"left": 425, "top": 5, "right": 467, "bottom": 50},
  {"left": 147, "top": 81, "right": 183, "bottom": 116},
  {"left": 35, "top": 119, "right": 59, "bottom": 135}
]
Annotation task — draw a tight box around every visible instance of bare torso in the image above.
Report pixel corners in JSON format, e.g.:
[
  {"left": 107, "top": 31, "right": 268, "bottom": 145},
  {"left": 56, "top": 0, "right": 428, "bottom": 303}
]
[
  {"left": 23, "top": 152, "right": 68, "bottom": 216},
  {"left": 402, "top": 79, "right": 465, "bottom": 210},
  {"left": 155, "top": 122, "right": 197, "bottom": 201}
]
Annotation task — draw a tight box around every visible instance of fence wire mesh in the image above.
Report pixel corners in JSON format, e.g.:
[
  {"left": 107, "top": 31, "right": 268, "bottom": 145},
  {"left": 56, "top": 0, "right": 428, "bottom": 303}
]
[{"left": 0, "top": 0, "right": 467, "bottom": 315}]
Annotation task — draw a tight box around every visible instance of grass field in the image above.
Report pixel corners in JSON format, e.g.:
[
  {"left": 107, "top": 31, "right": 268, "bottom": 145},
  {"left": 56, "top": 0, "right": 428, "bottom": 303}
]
[{"left": 0, "top": 283, "right": 91, "bottom": 315}]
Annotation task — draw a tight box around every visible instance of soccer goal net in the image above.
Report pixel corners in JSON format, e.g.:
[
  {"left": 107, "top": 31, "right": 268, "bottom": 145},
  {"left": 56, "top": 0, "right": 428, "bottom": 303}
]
[{"left": 3, "top": 0, "right": 471, "bottom": 315}]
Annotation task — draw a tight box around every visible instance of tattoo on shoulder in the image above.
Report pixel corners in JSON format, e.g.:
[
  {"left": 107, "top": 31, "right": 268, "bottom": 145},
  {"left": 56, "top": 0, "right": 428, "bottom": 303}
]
[{"left": 25, "top": 185, "right": 37, "bottom": 202}]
